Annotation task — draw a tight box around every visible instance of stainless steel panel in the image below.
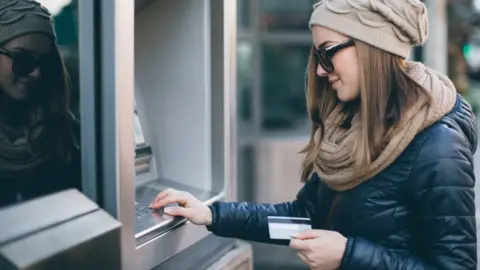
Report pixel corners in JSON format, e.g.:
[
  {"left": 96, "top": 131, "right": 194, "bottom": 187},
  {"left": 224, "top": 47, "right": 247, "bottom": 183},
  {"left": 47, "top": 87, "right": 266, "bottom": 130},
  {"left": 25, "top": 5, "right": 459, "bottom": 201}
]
[
  {"left": 78, "top": 0, "right": 98, "bottom": 202},
  {"left": 134, "top": 184, "right": 175, "bottom": 240},
  {"left": 134, "top": 0, "right": 214, "bottom": 191},
  {"left": 223, "top": 0, "right": 238, "bottom": 201},
  {"left": 0, "top": 189, "right": 98, "bottom": 245},
  {"left": 132, "top": 0, "right": 238, "bottom": 268},
  {"left": 100, "top": 1, "right": 136, "bottom": 269},
  {"left": 0, "top": 190, "right": 121, "bottom": 270},
  {"left": 208, "top": 0, "right": 238, "bottom": 199},
  {"left": 0, "top": 211, "right": 121, "bottom": 270},
  {"left": 136, "top": 222, "right": 211, "bottom": 270},
  {"left": 153, "top": 235, "right": 236, "bottom": 270},
  {"left": 134, "top": 179, "right": 223, "bottom": 246},
  {"left": 135, "top": 193, "right": 223, "bottom": 270}
]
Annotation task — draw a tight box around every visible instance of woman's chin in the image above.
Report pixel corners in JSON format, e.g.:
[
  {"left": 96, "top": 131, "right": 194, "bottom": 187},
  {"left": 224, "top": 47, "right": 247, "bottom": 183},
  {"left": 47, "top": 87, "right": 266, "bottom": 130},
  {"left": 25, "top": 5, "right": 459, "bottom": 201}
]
[
  {"left": 335, "top": 88, "right": 357, "bottom": 103},
  {"left": 335, "top": 89, "right": 349, "bottom": 102}
]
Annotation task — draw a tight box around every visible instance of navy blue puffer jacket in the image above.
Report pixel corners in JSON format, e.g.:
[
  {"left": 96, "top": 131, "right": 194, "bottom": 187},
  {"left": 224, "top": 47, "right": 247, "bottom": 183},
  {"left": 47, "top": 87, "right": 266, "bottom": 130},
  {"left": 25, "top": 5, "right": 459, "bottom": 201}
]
[{"left": 207, "top": 94, "right": 478, "bottom": 270}]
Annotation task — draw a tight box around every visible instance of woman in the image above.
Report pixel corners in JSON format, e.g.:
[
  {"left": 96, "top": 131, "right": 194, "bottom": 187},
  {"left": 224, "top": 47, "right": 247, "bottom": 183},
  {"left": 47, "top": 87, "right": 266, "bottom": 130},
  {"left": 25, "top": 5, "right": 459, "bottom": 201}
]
[
  {"left": 150, "top": 1, "right": 477, "bottom": 269},
  {"left": 0, "top": 0, "right": 81, "bottom": 208}
]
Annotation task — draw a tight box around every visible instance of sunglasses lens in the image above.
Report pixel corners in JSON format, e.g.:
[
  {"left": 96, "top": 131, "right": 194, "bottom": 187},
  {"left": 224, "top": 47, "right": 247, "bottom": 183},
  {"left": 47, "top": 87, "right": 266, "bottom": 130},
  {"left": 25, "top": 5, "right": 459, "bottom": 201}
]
[
  {"left": 314, "top": 51, "right": 333, "bottom": 73},
  {"left": 318, "top": 51, "right": 333, "bottom": 73},
  {"left": 12, "top": 55, "right": 37, "bottom": 77}
]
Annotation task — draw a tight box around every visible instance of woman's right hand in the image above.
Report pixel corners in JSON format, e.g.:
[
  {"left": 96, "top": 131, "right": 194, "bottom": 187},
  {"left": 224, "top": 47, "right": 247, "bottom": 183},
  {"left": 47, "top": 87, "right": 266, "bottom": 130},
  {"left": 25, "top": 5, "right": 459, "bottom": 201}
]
[{"left": 149, "top": 188, "right": 213, "bottom": 226}]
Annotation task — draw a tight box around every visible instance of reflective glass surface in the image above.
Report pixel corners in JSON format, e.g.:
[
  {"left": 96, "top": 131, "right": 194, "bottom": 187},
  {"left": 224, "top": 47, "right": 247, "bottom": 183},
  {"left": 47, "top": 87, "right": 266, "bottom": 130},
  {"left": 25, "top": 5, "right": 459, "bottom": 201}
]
[{"left": 261, "top": 44, "right": 310, "bottom": 130}]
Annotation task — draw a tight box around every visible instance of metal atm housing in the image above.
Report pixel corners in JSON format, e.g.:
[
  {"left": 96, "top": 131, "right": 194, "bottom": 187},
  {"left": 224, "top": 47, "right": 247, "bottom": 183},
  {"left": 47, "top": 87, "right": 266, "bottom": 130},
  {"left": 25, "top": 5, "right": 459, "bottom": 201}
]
[
  {"left": 132, "top": 0, "right": 237, "bottom": 268},
  {"left": 76, "top": 0, "right": 237, "bottom": 268}
]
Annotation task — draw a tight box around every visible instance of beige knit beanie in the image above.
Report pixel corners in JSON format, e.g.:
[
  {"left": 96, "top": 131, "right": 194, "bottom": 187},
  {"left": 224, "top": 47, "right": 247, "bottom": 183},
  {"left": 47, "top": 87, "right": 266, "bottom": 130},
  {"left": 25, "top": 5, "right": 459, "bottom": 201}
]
[
  {"left": 309, "top": 0, "right": 429, "bottom": 58},
  {"left": 0, "top": 0, "right": 55, "bottom": 46}
]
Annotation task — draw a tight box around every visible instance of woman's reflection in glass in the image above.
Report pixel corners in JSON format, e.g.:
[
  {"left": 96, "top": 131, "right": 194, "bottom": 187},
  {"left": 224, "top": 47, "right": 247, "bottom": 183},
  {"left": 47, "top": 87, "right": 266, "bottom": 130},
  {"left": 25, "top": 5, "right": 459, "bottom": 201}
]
[{"left": 0, "top": 0, "right": 80, "bottom": 208}]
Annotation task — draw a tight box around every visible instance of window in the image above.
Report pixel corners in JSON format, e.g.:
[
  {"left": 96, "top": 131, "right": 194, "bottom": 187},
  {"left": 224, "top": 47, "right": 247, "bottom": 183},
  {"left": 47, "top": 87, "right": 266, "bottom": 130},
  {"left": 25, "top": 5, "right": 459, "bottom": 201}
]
[
  {"left": 261, "top": 44, "right": 309, "bottom": 130},
  {"left": 237, "top": 41, "right": 254, "bottom": 124},
  {"left": 237, "top": 0, "right": 312, "bottom": 134},
  {"left": 259, "top": 0, "right": 316, "bottom": 31},
  {"left": 48, "top": 0, "right": 80, "bottom": 117},
  {"left": 238, "top": 0, "right": 252, "bottom": 29}
]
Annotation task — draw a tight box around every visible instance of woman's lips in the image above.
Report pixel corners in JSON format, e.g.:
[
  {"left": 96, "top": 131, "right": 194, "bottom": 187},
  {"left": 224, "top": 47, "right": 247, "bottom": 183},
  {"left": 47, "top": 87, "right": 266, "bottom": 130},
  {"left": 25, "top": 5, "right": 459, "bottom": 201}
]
[{"left": 329, "top": 79, "right": 339, "bottom": 88}]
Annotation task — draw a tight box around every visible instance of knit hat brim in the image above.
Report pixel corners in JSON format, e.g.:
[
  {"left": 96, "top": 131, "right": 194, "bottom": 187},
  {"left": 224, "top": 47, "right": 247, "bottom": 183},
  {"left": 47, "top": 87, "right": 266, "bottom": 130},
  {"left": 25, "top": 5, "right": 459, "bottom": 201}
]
[{"left": 309, "top": 8, "right": 411, "bottom": 58}]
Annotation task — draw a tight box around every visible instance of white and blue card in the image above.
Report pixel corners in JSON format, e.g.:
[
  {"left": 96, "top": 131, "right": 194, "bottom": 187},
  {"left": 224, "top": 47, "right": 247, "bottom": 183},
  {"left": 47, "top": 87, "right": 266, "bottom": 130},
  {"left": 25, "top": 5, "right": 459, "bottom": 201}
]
[{"left": 267, "top": 216, "right": 312, "bottom": 240}]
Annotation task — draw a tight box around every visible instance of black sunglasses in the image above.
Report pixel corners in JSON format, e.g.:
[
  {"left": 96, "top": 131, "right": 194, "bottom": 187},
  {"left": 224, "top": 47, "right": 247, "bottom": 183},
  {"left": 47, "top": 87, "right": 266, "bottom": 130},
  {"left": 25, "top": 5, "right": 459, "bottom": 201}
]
[
  {"left": 313, "top": 39, "right": 355, "bottom": 73},
  {"left": 0, "top": 48, "right": 44, "bottom": 77}
]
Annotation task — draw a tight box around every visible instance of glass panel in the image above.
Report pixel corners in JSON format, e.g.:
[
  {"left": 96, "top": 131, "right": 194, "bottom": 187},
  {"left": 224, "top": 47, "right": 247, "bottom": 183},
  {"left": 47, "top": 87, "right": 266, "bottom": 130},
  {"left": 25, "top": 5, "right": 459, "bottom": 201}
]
[
  {"left": 54, "top": 1, "right": 80, "bottom": 118},
  {"left": 261, "top": 44, "right": 310, "bottom": 130},
  {"left": 237, "top": 41, "right": 254, "bottom": 123},
  {"left": 259, "top": 0, "right": 316, "bottom": 31},
  {"left": 237, "top": 145, "right": 255, "bottom": 201},
  {"left": 0, "top": 0, "right": 81, "bottom": 208},
  {"left": 238, "top": 0, "right": 252, "bottom": 29}
]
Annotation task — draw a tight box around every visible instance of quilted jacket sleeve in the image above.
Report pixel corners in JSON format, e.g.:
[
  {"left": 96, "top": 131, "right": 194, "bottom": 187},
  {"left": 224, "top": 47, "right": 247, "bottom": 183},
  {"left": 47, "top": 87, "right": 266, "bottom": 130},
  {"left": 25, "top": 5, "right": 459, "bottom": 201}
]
[
  {"left": 206, "top": 175, "right": 320, "bottom": 245},
  {"left": 340, "top": 128, "right": 477, "bottom": 269}
]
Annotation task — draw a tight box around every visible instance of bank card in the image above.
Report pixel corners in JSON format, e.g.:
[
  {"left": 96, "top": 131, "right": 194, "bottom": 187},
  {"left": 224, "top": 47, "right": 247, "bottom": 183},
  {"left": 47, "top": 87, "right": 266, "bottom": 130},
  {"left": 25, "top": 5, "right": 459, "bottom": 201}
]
[{"left": 267, "top": 216, "right": 312, "bottom": 240}]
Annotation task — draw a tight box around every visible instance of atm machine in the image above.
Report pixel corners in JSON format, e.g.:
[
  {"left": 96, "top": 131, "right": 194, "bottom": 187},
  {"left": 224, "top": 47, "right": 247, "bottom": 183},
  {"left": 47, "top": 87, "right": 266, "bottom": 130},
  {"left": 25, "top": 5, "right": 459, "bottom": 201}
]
[
  {"left": 76, "top": 0, "right": 245, "bottom": 269},
  {"left": 77, "top": 0, "right": 243, "bottom": 268},
  {"left": 131, "top": 0, "right": 243, "bottom": 268}
]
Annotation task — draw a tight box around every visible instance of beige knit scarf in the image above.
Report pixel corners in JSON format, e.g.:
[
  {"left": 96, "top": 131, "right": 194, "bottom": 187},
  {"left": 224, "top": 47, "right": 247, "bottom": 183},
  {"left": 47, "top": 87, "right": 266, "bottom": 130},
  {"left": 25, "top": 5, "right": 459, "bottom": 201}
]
[{"left": 313, "top": 61, "right": 457, "bottom": 191}]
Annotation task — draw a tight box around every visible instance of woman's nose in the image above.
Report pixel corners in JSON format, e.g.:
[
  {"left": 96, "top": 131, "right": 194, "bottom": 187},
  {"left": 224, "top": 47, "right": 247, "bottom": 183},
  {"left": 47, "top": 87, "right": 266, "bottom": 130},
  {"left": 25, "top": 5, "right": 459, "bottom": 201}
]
[
  {"left": 316, "top": 63, "right": 328, "bottom": 77},
  {"left": 29, "top": 67, "right": 41, "bottom": 79}
]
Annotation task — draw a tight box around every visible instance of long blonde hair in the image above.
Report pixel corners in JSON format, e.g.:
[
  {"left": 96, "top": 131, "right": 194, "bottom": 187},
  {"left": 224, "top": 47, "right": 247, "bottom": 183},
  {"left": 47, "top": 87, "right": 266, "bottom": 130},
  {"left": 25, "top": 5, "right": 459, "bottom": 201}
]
[{"left": 300, "top": 41, "right": 432, "bottom": 182}]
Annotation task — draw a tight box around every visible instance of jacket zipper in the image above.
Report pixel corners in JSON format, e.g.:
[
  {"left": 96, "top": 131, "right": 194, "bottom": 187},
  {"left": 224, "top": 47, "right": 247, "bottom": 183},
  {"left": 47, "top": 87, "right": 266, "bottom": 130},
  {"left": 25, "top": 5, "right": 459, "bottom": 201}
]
[{"left": 326, "top": 193, "right": 341, "bottom": 230}]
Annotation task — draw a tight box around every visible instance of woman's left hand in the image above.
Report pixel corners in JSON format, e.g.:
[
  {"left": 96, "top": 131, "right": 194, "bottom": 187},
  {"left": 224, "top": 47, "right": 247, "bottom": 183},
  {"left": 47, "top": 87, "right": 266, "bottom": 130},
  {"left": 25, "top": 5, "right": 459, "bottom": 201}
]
[{"left": 289, "top": 230, "right": 348, "bottom": 270}]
